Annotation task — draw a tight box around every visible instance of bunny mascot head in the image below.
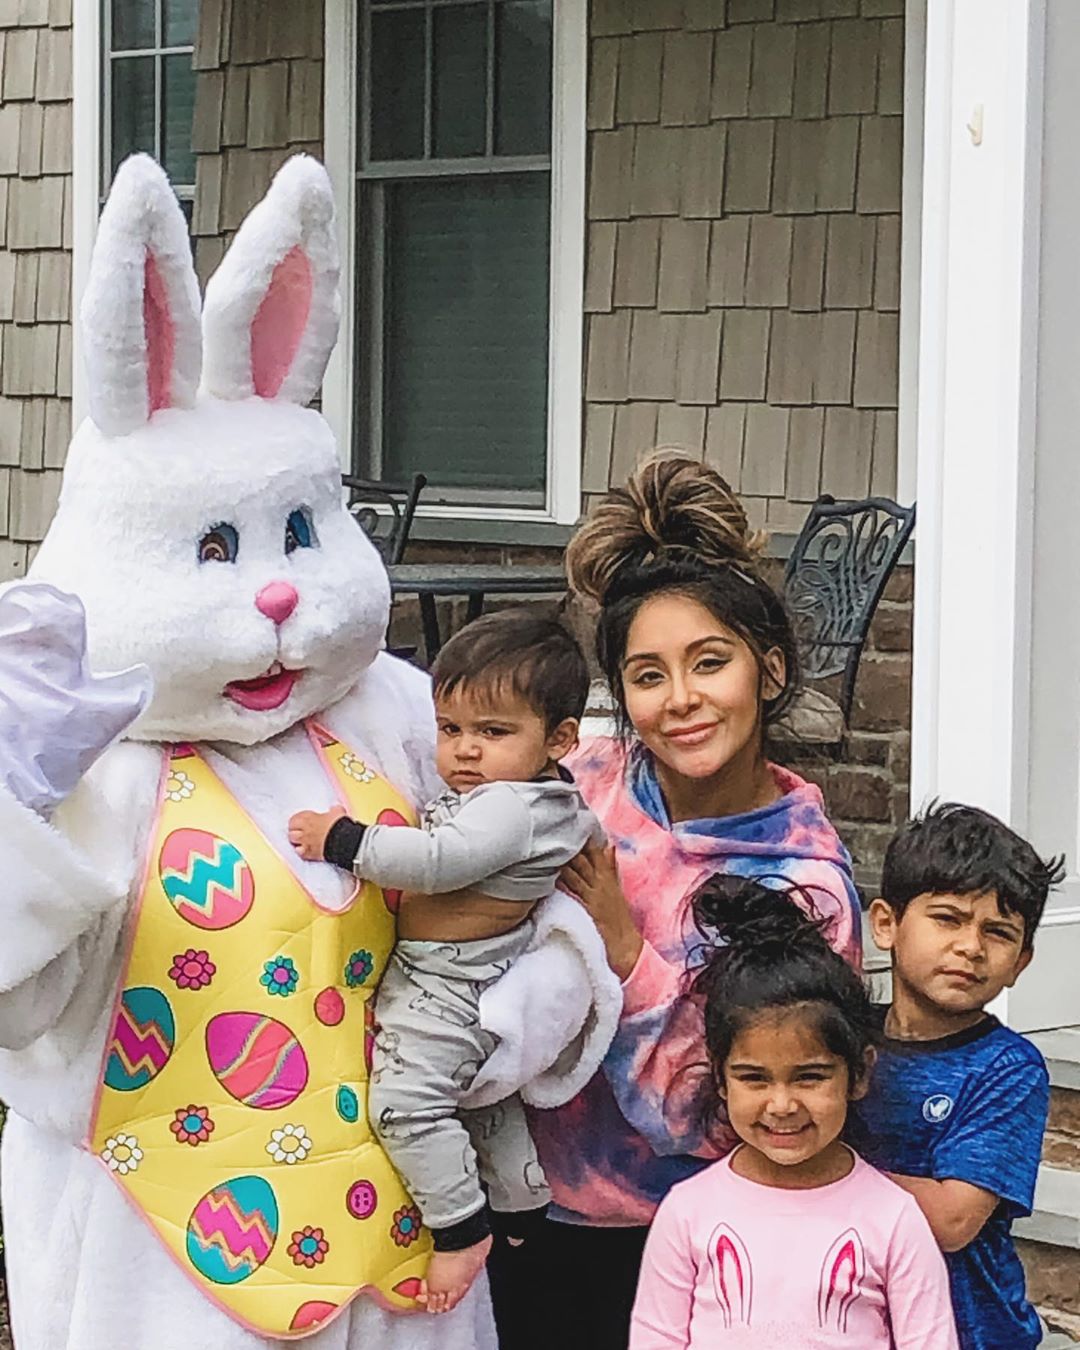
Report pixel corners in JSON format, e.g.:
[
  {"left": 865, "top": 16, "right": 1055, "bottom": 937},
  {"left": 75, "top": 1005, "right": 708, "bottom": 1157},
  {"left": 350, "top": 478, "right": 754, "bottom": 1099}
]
[
  {"left": 33, "top": 152, "right": 389, "bottom": 746},
  {"left": 0, "top": 154, "right": 495, "bottom": 1350}
]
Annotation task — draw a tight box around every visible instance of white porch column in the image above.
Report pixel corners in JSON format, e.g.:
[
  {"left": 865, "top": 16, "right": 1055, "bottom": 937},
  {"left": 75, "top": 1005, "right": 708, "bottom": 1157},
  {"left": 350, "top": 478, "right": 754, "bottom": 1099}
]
[
  {"left": 910, "top": 1, "right": 1046, "bottom": 1025},
  {"left": 911, "top": 0, "right": 1043, "bottom": 818}
]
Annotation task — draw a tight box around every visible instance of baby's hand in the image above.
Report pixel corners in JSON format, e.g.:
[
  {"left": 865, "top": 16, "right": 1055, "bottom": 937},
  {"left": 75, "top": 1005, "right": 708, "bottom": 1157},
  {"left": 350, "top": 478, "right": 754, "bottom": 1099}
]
[{"left": 287, "top": 806, "right": 347, "bottom": 861}]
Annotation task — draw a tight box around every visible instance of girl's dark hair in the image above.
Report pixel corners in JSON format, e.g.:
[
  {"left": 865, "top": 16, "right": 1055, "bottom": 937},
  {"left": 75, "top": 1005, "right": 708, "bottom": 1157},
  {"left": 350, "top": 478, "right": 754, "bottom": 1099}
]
[
  {"left": 565, "top": 452, "right": 800, "bottom": 738},
  {"left": 690, "top": 874, "right": 877, "bottom": 1124}
]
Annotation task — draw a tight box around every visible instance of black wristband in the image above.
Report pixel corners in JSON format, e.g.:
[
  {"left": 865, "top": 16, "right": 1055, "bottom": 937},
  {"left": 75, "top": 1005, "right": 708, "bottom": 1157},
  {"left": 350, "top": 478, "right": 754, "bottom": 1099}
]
[
  {"left": 323, "top": 816, "right": 365, "bottom": 870},
  {"left": 431, "top": 1204, "right": 492, "bottom": 1252}
]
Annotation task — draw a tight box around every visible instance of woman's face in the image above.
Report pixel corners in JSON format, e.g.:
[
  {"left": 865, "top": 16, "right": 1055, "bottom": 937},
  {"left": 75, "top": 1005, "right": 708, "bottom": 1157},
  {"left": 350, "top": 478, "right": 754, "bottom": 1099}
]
[{"left": 621, "top": 592, "right": 782, "bottom": 782}]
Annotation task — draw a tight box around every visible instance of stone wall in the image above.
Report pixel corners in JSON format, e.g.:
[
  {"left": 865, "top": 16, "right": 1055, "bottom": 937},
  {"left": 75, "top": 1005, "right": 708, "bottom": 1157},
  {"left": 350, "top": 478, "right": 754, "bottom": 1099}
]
[{"left": 776, "top": 558, "right": 912, "bottom": 889}]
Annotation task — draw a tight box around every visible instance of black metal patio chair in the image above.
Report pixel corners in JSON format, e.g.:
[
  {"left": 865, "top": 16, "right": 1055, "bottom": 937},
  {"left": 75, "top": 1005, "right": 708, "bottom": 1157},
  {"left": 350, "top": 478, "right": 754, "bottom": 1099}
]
[
  {"left": 342, "top": 472, "right": 427, "bottom": 566},
  {"left": 776, "top": 494, "right": 916, "bottom": 750}
]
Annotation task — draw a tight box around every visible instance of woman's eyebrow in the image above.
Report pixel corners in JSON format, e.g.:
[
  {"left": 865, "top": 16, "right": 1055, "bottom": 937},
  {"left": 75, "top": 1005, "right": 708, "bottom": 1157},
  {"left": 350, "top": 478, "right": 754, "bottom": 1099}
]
[{"left": 623, "top": 635, "right": 736, "bottom": 666}]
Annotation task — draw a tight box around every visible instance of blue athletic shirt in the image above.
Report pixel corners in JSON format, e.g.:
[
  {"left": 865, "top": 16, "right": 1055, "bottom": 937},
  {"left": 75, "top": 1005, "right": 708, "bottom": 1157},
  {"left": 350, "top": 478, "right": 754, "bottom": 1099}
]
[{"left": 850, "top": 1014, "right": 1048, "bottom": 1350}]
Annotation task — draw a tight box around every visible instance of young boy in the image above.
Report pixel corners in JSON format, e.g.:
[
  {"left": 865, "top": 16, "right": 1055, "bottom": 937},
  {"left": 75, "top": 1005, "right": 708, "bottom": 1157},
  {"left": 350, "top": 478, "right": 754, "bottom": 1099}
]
[
  {"left": 852, "top": 802, "right": 1064, "bottom": 1350},
  {"left": 288, "top": 611, "right": 600, "bottom": 1314}
]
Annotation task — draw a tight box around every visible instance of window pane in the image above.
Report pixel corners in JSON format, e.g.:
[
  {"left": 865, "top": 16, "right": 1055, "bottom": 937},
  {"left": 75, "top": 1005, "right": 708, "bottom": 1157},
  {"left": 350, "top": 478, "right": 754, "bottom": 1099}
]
[
  {"left": 381, "top": 174, "right": 551, "bottom": 495},
  {"left": 111, "top": 55, "right": 156, "bottom": 173},
  {"left": 163, "top": 0, "right": 197, "bottom": 46},
  {"left": 370, "top": 9, "right": 426, "bottom": 162},
  {"left": 432, "top": 4, "right": 487, "bottom": 160},
  {"left": 112, "top": 0, "right": 155, "bottom": 50},
  {"left": 495, "top": 1, "right": 552, "bottom": 156},
  {"left": 162, "top": 53, "right": 196, "bottom": 184}
]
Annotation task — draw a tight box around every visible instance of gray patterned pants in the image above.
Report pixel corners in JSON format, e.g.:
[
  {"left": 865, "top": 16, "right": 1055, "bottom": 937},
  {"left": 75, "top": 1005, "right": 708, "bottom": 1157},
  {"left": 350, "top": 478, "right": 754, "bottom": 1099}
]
[{"left": 369, "top": 924, "right": 551, "bottom": 1231}]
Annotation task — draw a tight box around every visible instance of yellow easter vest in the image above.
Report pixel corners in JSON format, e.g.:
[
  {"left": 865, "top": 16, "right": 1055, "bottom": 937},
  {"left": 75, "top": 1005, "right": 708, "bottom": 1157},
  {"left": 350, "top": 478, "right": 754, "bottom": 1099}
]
[{"left": 87, "top": 723, "right": 431, "bottom": 1340}]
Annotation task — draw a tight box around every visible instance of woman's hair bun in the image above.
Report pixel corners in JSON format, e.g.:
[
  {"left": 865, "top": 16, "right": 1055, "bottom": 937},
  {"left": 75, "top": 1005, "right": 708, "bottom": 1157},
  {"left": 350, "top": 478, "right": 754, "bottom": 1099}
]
[{"left": 566, "top": 451, "right": 766, "bottom": 605}]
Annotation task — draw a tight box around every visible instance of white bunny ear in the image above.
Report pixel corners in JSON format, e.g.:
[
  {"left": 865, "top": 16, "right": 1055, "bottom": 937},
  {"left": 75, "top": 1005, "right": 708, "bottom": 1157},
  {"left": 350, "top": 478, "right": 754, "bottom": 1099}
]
[
  {"left": 201, "top": 155, "right": 340, "bottom": 406},
  {"left": 81, "top": 154, "right": 202, "bottom": 437}
]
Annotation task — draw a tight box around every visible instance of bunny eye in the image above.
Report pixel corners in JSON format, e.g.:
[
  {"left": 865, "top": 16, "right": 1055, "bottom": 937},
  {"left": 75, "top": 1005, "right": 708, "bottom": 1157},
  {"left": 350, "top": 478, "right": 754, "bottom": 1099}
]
[
  {"left": 198, "top": 524, "right": 239, "bottom": 564},
  {"left": 285, "top": 507, "right": 317, "bottom": 555}
]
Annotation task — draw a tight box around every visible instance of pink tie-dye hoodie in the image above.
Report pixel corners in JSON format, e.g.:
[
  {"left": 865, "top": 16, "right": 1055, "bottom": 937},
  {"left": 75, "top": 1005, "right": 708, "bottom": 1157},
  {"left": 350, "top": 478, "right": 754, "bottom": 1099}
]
[{"left": 529, "top": 735, "right": 862, "bottom": 1227}]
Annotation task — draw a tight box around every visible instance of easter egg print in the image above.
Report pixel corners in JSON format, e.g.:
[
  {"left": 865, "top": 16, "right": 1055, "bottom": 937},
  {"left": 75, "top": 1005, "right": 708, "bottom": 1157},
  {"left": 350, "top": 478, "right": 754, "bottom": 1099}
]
[
  {"left": 159, "top": 829, "right": 255, "bottom": 930},
  {"left": 290, "top": 1301, "right": 338, "bottom": 1331},
  {"left": 186, "top": 1175, "right": 278, "bottom": 1285},
  {"left": 104, "top": 987, "right": 175, "bottom": 1091},
  {"left": 205, "top": 1012, "right": 309, "bottom": 1109},
  {"left": 375, "top": 809, "right": 409, "bottom": 912}
]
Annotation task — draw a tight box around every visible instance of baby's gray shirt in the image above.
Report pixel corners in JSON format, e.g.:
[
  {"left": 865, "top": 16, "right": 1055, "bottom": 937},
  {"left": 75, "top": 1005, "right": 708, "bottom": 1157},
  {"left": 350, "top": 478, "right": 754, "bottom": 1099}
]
[{"left": 352, "top": 775, "right": 602, "bottom": 902}]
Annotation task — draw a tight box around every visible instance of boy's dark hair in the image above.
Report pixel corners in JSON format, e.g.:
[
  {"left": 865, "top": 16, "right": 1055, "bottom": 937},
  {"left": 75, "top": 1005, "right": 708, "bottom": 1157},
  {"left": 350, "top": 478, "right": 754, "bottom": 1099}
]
[
  {"left": 689, "top": 874, "right": 878, "bottom": 1125},
  {"left": 430, "top": 608, "right": 590, "bottom": 733},
  {"left": 881, "top": 801, "right": 1065, "bottom": 950}
]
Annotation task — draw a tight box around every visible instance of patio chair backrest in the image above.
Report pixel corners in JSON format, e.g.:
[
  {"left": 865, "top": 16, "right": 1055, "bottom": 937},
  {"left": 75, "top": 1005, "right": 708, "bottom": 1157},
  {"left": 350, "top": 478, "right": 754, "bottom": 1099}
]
[
  {"left": 783, "top": 494, "right": 916, "bottom": 722},
  {"left": 342, "top": 472, "right": 427, "bottom": 566}
]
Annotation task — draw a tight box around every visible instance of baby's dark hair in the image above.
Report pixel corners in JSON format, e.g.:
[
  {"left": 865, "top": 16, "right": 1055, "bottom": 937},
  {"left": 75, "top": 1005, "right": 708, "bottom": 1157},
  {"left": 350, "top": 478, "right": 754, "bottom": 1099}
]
[
  {"left": 881, "top": 801, "right": 1065, "bottom": 950},
  {"left": 690, "top": 874, "right": 877, "bottom": 1121},
  {"left": 430, "top": 608, "right": 590, "bottom": 734}
]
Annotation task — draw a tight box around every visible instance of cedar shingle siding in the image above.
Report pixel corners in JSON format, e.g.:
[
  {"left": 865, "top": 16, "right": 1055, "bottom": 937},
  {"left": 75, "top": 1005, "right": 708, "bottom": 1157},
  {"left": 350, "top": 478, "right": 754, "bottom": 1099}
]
[
  {"left": 0, "top": 0, "right": 70, "bottom": 573},
  {"left": 0, "top": 0, "right": 904, "bottom": 557},
  {"left": 190, "top": 0, "right": 324, "bottom": 288},
  {"left": 583, "top": 0, "right": 904, "bottom": 528}
]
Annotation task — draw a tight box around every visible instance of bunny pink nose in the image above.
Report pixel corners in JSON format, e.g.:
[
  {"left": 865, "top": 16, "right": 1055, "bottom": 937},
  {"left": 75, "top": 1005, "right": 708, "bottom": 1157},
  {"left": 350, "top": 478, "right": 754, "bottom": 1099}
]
[{"left": 255, "top": 581, "right": 299, "bottom": 625}]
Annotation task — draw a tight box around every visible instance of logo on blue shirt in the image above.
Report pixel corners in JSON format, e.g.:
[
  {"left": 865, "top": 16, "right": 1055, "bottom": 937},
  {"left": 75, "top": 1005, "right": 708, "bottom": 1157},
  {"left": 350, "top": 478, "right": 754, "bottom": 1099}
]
[{"left": 922, "top": 1093, "right": 954, "bottom": 1123}]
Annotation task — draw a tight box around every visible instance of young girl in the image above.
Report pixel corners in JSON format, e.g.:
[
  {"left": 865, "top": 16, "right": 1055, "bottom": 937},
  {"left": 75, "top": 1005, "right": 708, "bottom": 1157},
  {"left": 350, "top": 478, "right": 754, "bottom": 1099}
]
[{"left": 629, "top": 875, "right": 959, "bottom": 1349}]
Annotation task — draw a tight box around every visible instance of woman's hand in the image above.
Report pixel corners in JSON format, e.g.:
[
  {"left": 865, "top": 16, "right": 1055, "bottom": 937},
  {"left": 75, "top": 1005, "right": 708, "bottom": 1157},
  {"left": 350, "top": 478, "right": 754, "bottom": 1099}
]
[
  {"left": 560, "top": 840, "right": 643, "bottom": 981},
  {"left": 287, "top": 805, "right": 346, "bottom": 861}
]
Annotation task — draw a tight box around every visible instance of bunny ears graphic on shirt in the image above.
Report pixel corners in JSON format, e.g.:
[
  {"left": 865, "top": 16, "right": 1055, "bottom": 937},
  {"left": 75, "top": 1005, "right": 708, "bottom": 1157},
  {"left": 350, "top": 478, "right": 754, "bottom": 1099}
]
[{"left": 81, "top": 152, "right": 340, "bottom": 438}]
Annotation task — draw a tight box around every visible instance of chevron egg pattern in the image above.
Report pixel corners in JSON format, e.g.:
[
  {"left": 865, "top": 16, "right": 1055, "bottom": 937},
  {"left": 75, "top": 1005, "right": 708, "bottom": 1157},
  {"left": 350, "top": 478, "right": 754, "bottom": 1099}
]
[
  {"left": 186, "top": 1175, "right": 279, "bottom": 1285},
  {"left": 159, "top": 828, "right": 255, "bottom": 930},
  {"left": 104, "top": 987, "right": 176, "bottom": 1091}
]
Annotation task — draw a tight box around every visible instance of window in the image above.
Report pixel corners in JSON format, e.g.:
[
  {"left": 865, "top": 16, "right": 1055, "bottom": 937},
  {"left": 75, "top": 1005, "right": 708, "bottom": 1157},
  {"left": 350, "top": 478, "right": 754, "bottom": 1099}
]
[
  {"left": 103, "top": 0, "right": 197, "bottom": 219},
  {"left": 352, "top": 0, "right": 581, "bottom": 515}
]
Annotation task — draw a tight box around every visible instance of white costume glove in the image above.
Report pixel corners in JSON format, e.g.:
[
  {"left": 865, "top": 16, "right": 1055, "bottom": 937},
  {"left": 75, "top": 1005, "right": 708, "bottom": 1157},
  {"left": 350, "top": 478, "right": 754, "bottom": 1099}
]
[{"left": 0, "top": 583, "right": 152, "bottom": 814}]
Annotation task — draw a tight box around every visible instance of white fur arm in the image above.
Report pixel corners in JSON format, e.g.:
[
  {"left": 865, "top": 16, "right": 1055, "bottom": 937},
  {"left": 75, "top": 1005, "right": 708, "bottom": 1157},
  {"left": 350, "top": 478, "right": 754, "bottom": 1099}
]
[
  {"left": 460, "top": 891, "right": 623, "bottom": 1110},
  {"left": 0, "top": 784, "right": 129, "bottom": 1049}
]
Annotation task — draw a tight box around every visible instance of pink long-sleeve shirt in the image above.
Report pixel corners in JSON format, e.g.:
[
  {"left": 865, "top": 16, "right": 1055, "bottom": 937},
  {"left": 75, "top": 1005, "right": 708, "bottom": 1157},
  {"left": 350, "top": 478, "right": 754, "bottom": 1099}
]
[{"left": 630, "top": 1150, "right": 960, "bottom": 1350}]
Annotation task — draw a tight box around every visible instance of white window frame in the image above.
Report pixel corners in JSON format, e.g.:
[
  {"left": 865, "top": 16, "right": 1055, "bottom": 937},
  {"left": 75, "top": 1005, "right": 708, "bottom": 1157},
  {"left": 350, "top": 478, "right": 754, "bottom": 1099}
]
[{"left": 323, "top": 0, "right": 586, "bottom": 527}]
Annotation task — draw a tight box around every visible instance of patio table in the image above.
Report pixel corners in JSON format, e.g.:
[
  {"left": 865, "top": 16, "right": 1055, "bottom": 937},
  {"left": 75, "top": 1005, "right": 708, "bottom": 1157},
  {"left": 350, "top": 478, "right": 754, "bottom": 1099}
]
[{"left": 388, "top": 562, "right": 567, "bottom": 663}]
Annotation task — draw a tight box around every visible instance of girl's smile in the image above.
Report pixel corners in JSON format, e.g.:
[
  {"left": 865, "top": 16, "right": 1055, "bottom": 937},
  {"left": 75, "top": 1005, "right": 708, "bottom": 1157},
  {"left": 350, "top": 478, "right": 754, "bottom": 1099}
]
[{"left": 722, "top": 1007, "right": 872, "bottom": 1189}]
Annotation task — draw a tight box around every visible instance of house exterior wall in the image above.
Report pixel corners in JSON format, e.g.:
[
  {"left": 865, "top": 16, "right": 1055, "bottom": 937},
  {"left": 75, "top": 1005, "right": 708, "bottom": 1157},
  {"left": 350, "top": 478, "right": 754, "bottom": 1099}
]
[
  {"left": 0, "top": 0, "right": 72, "bottom": 580},
  {"left": 190, "top": 0, "right": 324, "bottom": 288},
  {"left": 582, "top": 0, "right": 903, "bottom": 532},
  {"left": 0, "top": 0, "right": 910, "bottom": 879}
]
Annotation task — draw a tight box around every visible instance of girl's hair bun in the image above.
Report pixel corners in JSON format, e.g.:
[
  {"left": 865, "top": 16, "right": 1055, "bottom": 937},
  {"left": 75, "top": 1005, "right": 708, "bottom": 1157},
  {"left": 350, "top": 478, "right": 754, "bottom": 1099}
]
[
  {"left": 691, "top": 872, "right": 831, "bottom": 967},
  {"left": 566, "top": 451, "right": 766, "bottom": 605}
]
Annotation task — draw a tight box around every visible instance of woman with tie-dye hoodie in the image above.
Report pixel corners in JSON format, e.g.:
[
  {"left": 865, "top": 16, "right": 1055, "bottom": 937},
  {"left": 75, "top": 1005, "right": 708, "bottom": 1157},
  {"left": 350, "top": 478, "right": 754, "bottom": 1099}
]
[{"left": 486, "top": 454, "right": 863, "bottom": 1350}]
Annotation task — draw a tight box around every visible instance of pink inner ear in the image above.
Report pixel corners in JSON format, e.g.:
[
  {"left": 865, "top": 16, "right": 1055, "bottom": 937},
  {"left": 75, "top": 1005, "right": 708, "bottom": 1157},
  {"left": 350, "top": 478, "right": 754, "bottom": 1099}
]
[
  {"left": 144, "top": 250, "right": 176, "bottom": 416},
  {"left": 250, "top": 245, "right": 313, "bottom": 399}
]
